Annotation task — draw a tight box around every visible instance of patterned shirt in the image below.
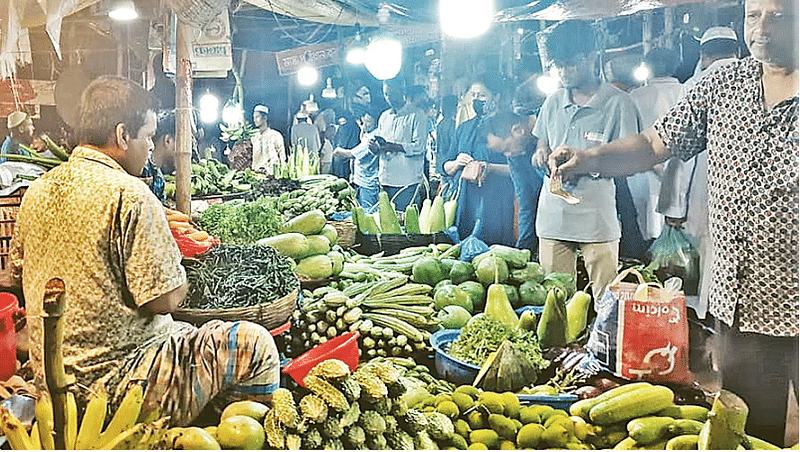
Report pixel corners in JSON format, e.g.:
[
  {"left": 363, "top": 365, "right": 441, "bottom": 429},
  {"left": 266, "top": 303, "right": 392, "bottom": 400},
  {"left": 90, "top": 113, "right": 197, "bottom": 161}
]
[
  {"left": 9, "top": 146, "right": 186, "bottom": 382},
  {"left": 653, "top": 57, "right": 799, "bottom": 336}
]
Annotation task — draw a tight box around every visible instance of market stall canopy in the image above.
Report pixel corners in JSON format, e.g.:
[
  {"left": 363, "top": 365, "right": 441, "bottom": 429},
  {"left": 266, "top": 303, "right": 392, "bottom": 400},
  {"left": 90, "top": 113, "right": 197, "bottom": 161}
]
[{"left": 2, "top": 0, "right": 716, "bottom": 78}]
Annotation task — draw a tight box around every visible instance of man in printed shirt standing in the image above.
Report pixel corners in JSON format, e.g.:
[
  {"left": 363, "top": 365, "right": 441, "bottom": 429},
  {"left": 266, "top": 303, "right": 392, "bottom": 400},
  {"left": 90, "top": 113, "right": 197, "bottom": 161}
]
[
  {"left": 370, "top": 77, "right": 427, "bottom": 211},
  {"left": 251, "top": 104, "right": 286, "bottom": 175},
  {"left": 10, "top": 76, "right": 280, "bottom": 425},
  {"left": 550, "top": 0, "right": 798, "bottom": 443}
]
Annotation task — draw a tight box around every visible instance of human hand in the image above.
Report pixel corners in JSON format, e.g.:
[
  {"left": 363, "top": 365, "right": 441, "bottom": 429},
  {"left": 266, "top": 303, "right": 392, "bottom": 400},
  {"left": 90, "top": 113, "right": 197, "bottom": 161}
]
[
  {"left": 455, "top": 153, "right": 474, "bottom": 167},
  {"left": 532, "top": 147, "right": 550, "bottom": 171},
  {"left": 548, "top": 144, "right": 582, "bottom": 179},
  {"left": 368, "top": 137, "right": 381, "bottom": 153}
]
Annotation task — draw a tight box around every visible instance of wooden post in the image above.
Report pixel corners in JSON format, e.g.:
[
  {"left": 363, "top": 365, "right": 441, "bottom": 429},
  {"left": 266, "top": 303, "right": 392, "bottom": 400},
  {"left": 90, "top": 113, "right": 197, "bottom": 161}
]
[
  {"left": 42, "top": 278, "right": 67, "bottom": 451},
  {"left": 174, "top": 18, "right": 193, "bottom": 215}
]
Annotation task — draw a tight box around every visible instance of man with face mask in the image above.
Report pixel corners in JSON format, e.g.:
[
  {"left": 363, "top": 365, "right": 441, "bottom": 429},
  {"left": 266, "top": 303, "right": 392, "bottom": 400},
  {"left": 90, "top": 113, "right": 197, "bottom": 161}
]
[
  {"left": 442, "top": 78, "right": 516, "bottom": 246},
  {"left": 369, "top": 77, "right": 427, "bottom": 211},
  {"left": 549, "top": 0, "right": 798, "bottom": 443},
  {"left": 532, "top": 20, "right": 643, "bottom": 302}
]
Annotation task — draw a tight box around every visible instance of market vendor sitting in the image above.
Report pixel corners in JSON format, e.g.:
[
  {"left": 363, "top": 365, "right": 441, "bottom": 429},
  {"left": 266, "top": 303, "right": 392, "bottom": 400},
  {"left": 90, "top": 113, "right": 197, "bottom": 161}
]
[
  {"left": 2, "top": 111, "right": 35, "bottom": 162},
  {"left": 9, "top": 75, "right": 281, "bottom": 425}
]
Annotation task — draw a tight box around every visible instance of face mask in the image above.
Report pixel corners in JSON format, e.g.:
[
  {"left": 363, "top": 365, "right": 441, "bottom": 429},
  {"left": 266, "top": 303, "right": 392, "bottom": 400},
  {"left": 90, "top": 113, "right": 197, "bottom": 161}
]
[{"left": 472, "top": 99, "right": 486, "bottom": 116}]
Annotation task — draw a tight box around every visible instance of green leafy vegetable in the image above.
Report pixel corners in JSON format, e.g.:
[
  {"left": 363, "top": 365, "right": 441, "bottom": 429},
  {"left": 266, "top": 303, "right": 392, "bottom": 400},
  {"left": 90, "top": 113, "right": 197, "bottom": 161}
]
[
  {"left": 447, "top": 316, "right": 548, "bottom": 370},
  {"left": 196, "top": 197, "right": 283, "bottom": 244}
]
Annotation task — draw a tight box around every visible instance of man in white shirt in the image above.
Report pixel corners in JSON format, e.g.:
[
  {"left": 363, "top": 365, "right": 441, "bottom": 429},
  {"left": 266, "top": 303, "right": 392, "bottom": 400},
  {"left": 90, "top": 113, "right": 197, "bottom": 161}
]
[
  {"left": 251, "top": 105, "right": 286, "bottom": 175},
  {"left": 628, "top": 47, "right": 686, "bottom": 243}
]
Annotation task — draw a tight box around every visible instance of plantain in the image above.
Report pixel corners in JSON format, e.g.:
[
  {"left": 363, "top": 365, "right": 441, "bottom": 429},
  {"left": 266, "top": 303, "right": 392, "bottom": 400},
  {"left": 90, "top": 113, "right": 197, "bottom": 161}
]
[
  {"left": 65, "top": 392, "right": 78, "bottom": 450},
  {"left": 75, "top": 387, "right": 108, "bottom": 450},
  {"left": 101, "top": 416, "right": 169, "bottom": 450},
  {"left": 30, "top": 421, "right": 42, "bottom": 450},
  {"left": 0, "top": 406, "right": 35, "bottom": 450},
  {"left": 94, "top": 384, "right": 144, "bottom": 449},
  {"left": 36, "top": 391, "right": 55, "bottom": 450}
]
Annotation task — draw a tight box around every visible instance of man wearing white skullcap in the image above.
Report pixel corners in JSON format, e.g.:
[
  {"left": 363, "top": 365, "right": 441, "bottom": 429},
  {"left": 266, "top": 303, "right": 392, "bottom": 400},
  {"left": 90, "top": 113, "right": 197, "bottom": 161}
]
[
  {"left": 2, "top": 111, "right": 35, "bottom": 162},
  {"left": 251, "top": 104, "right": 286, "bottom": 174}
]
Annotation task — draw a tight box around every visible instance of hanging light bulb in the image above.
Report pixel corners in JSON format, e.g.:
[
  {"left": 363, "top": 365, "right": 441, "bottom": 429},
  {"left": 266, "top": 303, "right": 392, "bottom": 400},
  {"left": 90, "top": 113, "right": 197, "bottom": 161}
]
[
  {"left": 297, "top": 65, "right": 319, "bottom": 86},
  {"left": 199, "top": 92, "right": 219, "bottom": 124},
  {"left": 347, "top": 23, "right": 366, "bottom": 65},
  {"left": 364, "top": 37, "right": 403, "bottom": 80},
  {"left": 633, "top": 63, "right": 651, "bottom": 82},
  {"left": 108, "top": 0, "right": 138, "bottom": 21},
  {"left": 322, "top": 78, "right": 337, "bottom": 99},
  {"left": 440, "top": 0, "right": 493, "bottom": 39}
]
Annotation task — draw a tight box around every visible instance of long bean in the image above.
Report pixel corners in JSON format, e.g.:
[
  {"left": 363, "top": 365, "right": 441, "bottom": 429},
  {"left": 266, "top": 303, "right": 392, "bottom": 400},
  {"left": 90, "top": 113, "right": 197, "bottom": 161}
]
[{"left": 183, "top": 244, "right": 299, "bottom": 309}]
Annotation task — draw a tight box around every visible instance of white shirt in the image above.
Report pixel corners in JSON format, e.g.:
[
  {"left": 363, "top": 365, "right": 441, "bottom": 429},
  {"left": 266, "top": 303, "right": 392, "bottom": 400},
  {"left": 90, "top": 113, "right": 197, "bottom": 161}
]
[
  {"left": 627, "top": 77, "right": 687, "bottom": 239},
  {"left": 252, "top": 127, "right": 286, "bottom": 174},
  {"left": 375, "top": 104, "right": 427, "bottom": 187}
]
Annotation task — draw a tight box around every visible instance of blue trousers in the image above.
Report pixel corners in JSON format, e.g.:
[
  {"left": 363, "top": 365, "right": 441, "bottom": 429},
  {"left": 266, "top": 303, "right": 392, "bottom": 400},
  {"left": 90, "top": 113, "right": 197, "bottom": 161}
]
[
  {"left": 381, "top": 184, "right": 421, "bottom": 212},
  {"left": 508, "top": 154, "right": 544, "bottom": 254},
  {"left": 355, "top": 184, "right": 379, "bottom": 213}
]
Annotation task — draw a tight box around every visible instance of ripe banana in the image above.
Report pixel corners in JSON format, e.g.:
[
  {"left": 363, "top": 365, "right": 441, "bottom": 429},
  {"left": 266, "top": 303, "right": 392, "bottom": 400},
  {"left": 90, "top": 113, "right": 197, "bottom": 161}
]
[
  {"left": 93, "top": 384, "right": 144, "bottom": 448},
  {"left": 65, "top": 392, "right": 78, "bottom": 450},
  {"left": 36, "top": 391, "right": 55, "bottom": 450},
  {"left": 75, "top": 387, "right": 108, "bottom": 450},
  {"left": 0, "top": 407, "right": 35, "bottom": 450},
  {"left": 101, "top": 416, "right": 169, "bottom": 450},
  {"left": 93, "top": 384, "right": 144, "bottom": 449},
  {"left": 30, "top": 421, "right": 41, "bottom": 449}
]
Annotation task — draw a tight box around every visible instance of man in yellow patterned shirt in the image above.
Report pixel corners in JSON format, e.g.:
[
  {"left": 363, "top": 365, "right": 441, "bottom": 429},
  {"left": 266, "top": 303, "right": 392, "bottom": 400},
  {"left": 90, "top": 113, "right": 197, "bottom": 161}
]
[{"left": 10, "top": 76, "right": 280, "bottom": 425}]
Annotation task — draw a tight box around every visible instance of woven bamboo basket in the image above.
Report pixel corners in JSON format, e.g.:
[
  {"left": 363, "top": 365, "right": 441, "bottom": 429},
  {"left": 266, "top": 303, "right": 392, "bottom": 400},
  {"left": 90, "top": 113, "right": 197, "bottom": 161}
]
[
  {"left": 329, "top": 220, "right": 357, "bottom": 248},
  {"left": 173, "top": 287, "right": 299, "bottom": 330}
]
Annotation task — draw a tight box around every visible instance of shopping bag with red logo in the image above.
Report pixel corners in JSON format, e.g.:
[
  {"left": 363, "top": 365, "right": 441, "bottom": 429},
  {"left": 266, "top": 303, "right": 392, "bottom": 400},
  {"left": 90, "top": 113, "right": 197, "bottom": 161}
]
[{"left": 584, "top": 268, "right": 693, "bottom": 384}]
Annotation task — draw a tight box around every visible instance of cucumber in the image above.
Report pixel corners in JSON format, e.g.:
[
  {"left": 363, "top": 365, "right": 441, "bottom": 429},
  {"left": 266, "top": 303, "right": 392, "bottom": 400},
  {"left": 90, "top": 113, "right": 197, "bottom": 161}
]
[
  {"left": 627, "top": 416, "right": 675, "bottom": 445},
  {"left": 590, "top": 385, "right": 675, "bottom": 426}
]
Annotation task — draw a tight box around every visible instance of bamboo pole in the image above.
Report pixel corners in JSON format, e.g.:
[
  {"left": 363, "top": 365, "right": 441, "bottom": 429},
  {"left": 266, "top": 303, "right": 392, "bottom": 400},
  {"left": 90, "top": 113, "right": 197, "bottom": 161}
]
[
  {"left": 42, "top": 278, "right": 67, "bottom": 451},
  {"left": 174, "top": 18, "right": 193, "bottom": 215}
]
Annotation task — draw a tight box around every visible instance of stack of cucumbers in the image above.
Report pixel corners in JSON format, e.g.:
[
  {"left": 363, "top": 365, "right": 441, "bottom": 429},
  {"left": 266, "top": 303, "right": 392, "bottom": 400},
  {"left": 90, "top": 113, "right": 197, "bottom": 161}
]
[
  {"left": 276, "top": 174, "right": 355, "bottom": 219},
  {"left": 288, "top": 274, "right": 440, "bottom": 360}
]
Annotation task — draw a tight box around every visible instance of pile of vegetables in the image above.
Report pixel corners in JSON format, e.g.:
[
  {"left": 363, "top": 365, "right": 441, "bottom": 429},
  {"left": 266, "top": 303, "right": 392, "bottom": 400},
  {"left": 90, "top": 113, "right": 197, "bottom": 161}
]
[
  {"left": 195, "top": 197, "right": 283, "bottom": 244},
  {"left": 164, "top": 207, "right": 219, "bottom": 258},
  {"left": 2, "top": 134, "right": 70, "bottom": 169},
  {"left": 182, "top": 244, "right": 299, "bottom": 310},
  {"left": 276, "top": 175, "right": 354, "bottom": 219},
  {"left": 164, "top": 159, "right": 263, "bottom": 198},
  {"left": 447, "top": 315, "right": 548, "bottom": 371},
  {"left": 244, "top": 176, "right": 301, "bottom": 200},
  {"left": 257, "top": 210, "right": 344, "bottom": 280},
  {"left": 272, "top": 143, "right": 320, "bottom": 179},
  {"left": 289, "top": 274, "right": 439, "bottom": 360},
  {"left": 352, "top": 190, "right": 456, "bottom": 235}
]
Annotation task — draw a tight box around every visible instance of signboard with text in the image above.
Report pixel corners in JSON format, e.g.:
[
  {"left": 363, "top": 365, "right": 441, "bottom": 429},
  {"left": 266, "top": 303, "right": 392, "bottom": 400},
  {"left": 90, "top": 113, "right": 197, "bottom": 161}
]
[{"left": 275, "top": 43, "right": 340, "bottom": 76}]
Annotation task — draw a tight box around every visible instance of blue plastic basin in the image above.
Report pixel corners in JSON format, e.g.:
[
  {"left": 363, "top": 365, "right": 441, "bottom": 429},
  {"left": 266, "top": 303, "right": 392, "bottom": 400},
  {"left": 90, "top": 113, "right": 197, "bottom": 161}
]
[{"left": 429, "top": 329, "right": 481, "bottom": 386}]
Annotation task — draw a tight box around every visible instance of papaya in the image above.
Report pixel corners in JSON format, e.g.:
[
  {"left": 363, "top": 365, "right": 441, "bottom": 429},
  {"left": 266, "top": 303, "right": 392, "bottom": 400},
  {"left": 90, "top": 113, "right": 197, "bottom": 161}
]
[
  {"left": 327, "top": 251, "right": 344, "bottom": 276},
  {"left": 280, "top": 210, "right": 326, "bottom": 235},
  {"left": 434, "top": 285, "right": 473, "bottom": 312},
  {"left": 320, "top": 224, "right": 338, "bottom": 245},
  {"left": 458, "top": 281, "right": 486, "bottom": 312},
  {"left": 509, "top": 262, "right": 546, "bottom": 284},
  {"left": 294, "top": 254, "right": 334, "bottom": 279},
  {"left": 475, "top": 256, "right": 509, "bottom": 286},
  {"left": 257, "top": 233, "right": 309, "bottom": 260},
  {"left": 502, "top": 284, "right": 520, "bottom": 309},
  {"left": 488, "top": 244, "right": 530, "bottom": 269},
  {"left": 304, "top": 234, "right": 331, "bottom": 257}
]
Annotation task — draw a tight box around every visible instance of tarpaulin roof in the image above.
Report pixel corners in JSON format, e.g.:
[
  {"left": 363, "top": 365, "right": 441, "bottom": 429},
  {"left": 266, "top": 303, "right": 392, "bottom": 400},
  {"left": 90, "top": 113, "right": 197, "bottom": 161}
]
[{"left": 3, "top": 0, "right": 717, "bottom": 77}]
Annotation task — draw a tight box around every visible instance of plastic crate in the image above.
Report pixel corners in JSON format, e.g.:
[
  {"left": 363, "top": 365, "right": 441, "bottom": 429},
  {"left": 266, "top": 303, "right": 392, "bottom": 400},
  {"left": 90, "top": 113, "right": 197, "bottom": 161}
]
[
  {"left": 516, "top": 393, "right": 579, "bottom": 411},
  {"left": 0, "top": 188, "right": 25, "bottom": 287},
  {"left": 354, "top": 231, "right": 453, "bottom": 256},
  {"left": 429, "top": 329, "right": 480, "bottom": 386}
]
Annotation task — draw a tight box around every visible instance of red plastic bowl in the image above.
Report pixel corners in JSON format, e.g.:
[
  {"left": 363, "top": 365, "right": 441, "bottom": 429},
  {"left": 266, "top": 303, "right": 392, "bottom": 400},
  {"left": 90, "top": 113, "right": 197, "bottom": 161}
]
[{"left": 282, "top": 331, "right": 360, "bottom": 387}]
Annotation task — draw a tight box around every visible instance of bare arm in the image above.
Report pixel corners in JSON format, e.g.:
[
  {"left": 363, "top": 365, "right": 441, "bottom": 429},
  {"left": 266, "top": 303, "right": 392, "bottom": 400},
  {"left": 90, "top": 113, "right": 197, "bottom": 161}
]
[
  {"left": 550, "top": 127, "right": 670, "bottom": 179},
  {"left": 443, "top": 153, "right": 474, "bottom": 176},
  {"left": 532, "top": 138, "right": 551, "bottom": 170},
  {"left": 141, "top": 282, "right": 188, "bottom": 315}
]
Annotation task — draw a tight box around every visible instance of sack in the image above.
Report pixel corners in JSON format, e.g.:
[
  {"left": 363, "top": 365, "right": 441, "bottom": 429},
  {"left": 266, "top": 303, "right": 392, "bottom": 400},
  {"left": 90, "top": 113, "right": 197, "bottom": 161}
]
[
  {"left": 648, "top": 225, "right": 700, "bottom": 295},
  {"left": 584, "top": 268, "right": 692, "bottom": 384},
  {"left": 461, "top": 160, "right": 487, "bottom": 186}
]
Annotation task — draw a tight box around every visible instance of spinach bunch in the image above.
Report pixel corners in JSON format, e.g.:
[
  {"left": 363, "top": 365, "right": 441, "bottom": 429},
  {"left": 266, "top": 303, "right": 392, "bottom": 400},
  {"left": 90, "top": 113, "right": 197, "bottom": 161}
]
[{"left": 197, "top": 197, "right": 283, "bottom": 244}]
